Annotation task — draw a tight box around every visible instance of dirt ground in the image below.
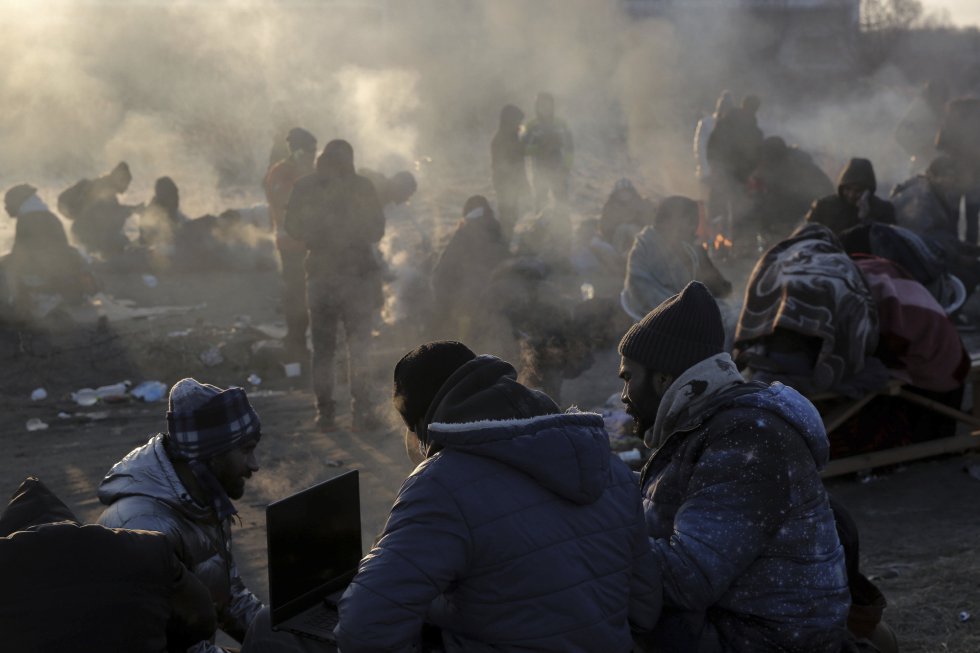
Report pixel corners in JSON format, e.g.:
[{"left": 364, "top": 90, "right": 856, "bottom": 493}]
[{"left": 1, "top": 265, "right": 979, "bottom": 652}]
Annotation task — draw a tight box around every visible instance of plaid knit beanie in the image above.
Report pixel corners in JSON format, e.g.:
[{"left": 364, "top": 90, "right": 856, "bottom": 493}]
[
  {"left": 618, "top": 281, "right": 725, "bottom": 377},
  {"left": 166, "top": 378, "right": 261, "bottom": 461},
  {"left": 166, "top": 379, "right": 260, "bottom": 520}
]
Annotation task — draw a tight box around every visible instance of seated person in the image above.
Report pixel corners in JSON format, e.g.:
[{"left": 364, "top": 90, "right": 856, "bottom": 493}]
[
  {"left": 618, "top": 282, "right": 850, "bottom": 652},
  {"left": 805, "top": 157, "right": 896, "bottom": 235},
  {"left": 891, "top": 155, "right": 980, "bottom": 297},
  {"left": 598, "top": 178, "right": 656, "bottom": 256},
  {"left": 57, "top": 161, "right": 138, "bottom": 257},
  {"left": 570, "top": 217, "right": 628, "bottom": 299},
  {"left": 0, "top": 476, "right": 215, "bottom": 652},
  {"left": 1, "top": 184, "right": 96, "bottom": 321},
  {"left": 98, "top": 379, "right": 265, "bottom": 653},
  {"left": 750, "top": 136, "right": 834, "bottom": 242},
  {"left": 734, "top": 223, "right": 883, "bottom": 396},
  {"left": 621, "top": 195, "right": 732, "bottom": 321},
  {"left": 139, "top": 176, "right": 189, "bottom": 254}
]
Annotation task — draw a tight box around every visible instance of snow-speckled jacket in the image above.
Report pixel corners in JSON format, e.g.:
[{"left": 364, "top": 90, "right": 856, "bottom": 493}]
[
  {"left": 336, "top": 356, "right": 661, "bottom": 653},
  {"left": 97, "top": 434, "right": 263, "bottom": 652},
  {"left": 640, "top": 356, "right": 849, "bottom": 652}
]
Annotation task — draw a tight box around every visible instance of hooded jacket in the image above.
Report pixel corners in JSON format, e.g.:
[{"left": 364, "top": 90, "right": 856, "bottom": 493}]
[
  {"left": 1, "top": 477, "right": 214, "bottom": 652},
  {"left": 97, "top": 435, "right": 262, "bottom": 651},
  {"left": 336, "top": 356, "right": 661, "bottom": 652},
  {"left": 805, "top": 158, "right": 896, "bottom": 235},
  {"left": 640, "top": 354, "right": 849, "bottom": 652}
]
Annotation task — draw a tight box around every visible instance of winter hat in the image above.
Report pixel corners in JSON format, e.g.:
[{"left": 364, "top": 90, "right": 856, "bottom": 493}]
[
  {"left": 166, "top": 378, "right": 261, "bottom": 462},
  {"left": 286, "top": 127, "right": 317, "bottom": 154},
  {"left": 393, "top": 341, "right": 476, "bottom": 431},
  {"left": 4, "top": 184, "right": 36, "bottom": 218},
  {"left": 618, "top": 281, "right": 725, "bottom": 377}
]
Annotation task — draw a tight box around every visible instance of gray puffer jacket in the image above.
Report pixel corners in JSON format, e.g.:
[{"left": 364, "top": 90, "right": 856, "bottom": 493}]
[{"left": 97, "top": 434, "right": 263, "bottom": 651}]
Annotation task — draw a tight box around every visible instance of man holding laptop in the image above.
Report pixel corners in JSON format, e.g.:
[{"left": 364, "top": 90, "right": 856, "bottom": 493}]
[{"left": 243, "top": 340, "right": 660, "bottom": 652}]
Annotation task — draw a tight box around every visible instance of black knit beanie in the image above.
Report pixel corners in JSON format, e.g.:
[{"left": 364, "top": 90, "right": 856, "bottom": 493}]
[
  {"left": 393, "top": 341, "right": 476, "bottom": 430},
  {"left": 618, "top": 281, "right": 725, "bottom": 377}
]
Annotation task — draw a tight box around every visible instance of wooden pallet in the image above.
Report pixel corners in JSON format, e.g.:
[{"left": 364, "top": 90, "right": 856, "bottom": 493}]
[{"left": 815, "top": 369, "right": 980, "bottom": 478}]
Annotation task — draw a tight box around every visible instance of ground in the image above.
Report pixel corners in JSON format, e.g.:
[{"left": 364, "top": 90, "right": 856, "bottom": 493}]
[{"left": 1, "top": 263, "right": 978, "bottom": 652}]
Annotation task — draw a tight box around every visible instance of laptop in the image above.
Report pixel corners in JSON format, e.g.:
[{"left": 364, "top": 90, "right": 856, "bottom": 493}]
[{"left": 267, "top": 470, "right": 363, "bottom": 642}]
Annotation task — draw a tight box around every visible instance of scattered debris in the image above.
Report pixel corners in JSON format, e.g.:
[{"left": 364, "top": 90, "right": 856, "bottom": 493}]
[
  {"left": 30, "top": 388, "right": 47, "bottom": 401},
  {"left": 199, "top": 346, "right": 224, "bottom": 367},
  {"left": 168, "top": 328, "right": 193, "bottom": 338},
  {"left": 95, "top": 381, "right": 131, "bottom": 403},
  {"left": 247, "top": 373, "right": 262, "bottom": 386},
  {"left": 141, "top": 274, "right": 159, "bottom": 288},
  {"left": 26, "top": 418, "right": 49, "bottom": 432},
  {"left": 283, "top": 362, "right": 302, "bottom": 378},
  {"left": 247, "top": 389, "right": 287, "bottom": 398},
  {"left": 324, "top": 459, "right": 343, "bottom": 467},
  {"left": 71, "top": 389, "right": 98, "bottom": 407},
  {"left": 57, "top": 412, "right": 72, "bottom": 419},
  {"left": 131, "top": 380, "right": 168, "bottom": 403},
  {"left": 959, "top": 611, "right": 971, "bottom": 623}
]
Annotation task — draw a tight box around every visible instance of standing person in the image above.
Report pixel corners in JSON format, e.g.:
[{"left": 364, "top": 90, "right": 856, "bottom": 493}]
[
  {"left": 264, "top": 127, "right": 318, "bottom": 363},
  {"left": 491, "top": 104, "right": 531, "bottom": 238},
  {"left": 706, "top": 94, "right": 764, "bottom": 225},
  {"left": 523, "top": 92, "right": 574, "bottom": 211},
  {"left": 285, "top": 139, "right": 386, "bottom": 432},
  {"left": 936, "top": 97, "right": 980, "bottom": 245},
  {"left": 895, "top": 80, "right": 948, "bottom": 174},
  {"left": 805, "top": 158, "right": 896, "bottom": 236},
  {"left": 693, "top": 90, "right": 735, "bottom": 184},
  {"left": 97, "top": 378, "right": 265, "bottom": 653},
  {"left": 618, "top": 281, "right": 850, "bottom": 651}
]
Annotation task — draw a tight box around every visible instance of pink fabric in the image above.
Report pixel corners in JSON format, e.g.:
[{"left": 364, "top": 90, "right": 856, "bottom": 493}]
[{"left": 855, "top": 256, "right": 967, "bottom": 392}]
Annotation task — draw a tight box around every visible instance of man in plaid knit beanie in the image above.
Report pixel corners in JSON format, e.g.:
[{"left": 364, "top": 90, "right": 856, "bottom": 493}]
[{"left": 97, "top": 378, "right": 264, "bottom": 652}]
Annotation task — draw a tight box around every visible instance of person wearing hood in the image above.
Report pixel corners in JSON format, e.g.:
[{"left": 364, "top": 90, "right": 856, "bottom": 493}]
[
  {"left": 598, "top": 178, "right": 656, "bottom": 255},
  {"left": 431, "top": 195, "right": 510, "bottom": 343},
  {"left": 618, "top": 281, "right": 850, "bottom": 652},
  {"left": 329, "top": 341, "right": 661, "bottom": 652},
  {"left": 285, "top": 139, "right": 386, "bottom": 432},
  {"left": 265, "top": 127, "right": 318, "bottom": 362},
  {"left": 491, "top": 103, "right": 531, "bottom": 238},
  {"left": 1, "top": 476, "right": 215, "bottom": 652},
  {"left": 97, "top": 378, "right": 264, "bottom": 653},
  {"left": 805, "top": 158, "right": 896, "bottom": 236},
  {"left": 1, "top": 183, "right": 96, "bottom": 319}
]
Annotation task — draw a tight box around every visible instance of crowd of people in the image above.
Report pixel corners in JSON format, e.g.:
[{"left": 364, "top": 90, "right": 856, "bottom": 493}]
[{"left": 2, "top": 79, "right": 979, "bottom": 652}]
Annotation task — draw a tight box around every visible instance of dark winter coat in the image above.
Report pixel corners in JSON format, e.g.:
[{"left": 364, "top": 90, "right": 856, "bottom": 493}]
[
  {"left": 640, "top": 355, "right": 849, "bottom": 652},
  {"left": 706, "top": 107, "right": 763, "bottom": 184},
  {"left": 284, "top": 171, "right": 385, "bottom": 280},
  {"left": 336, "top": 356, "right": 661, "bottom": 653},
  {"left": 1, "top": 477, "right": 215, "bottom": 652},
  {"left": 753, "top": 145, "right": 834, "bottom": 237},
  {"left": 805, "top": 158, "right": 896, "bottom": 235},
  {"left": 97, "top": 435, "right": 263, "bottom": 651},
  {"left": 432, "top": 211, "right": 509, "bottom": 318},
  {"left": 491, "top": 127, "right": 530, "bottom": 196}
]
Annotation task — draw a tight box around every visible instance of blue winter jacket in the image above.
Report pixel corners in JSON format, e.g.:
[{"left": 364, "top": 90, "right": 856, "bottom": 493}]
[
  {"left": 336, "top": 356, "right": 661, "bottom": 652},
  {"left": 641, "top": 380, "right": 850, "bottom": 652}
]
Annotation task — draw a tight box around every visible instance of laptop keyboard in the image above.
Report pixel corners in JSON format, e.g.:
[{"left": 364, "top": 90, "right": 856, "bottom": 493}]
[{"left": 290, "top": 606, "right": 339, "bottom": 641}]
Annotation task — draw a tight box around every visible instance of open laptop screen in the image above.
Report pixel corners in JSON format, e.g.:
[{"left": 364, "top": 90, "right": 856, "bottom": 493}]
[{"left": 267, "top": 470, "right": 363, "bottom": 624}]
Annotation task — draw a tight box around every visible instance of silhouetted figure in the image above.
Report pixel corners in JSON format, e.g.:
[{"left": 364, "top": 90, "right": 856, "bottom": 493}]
[
  {"left": 264, "top": 127, "right": 317, "bottom": 361},
  {"left": 805, "top": 158, "right": 896, "bottom": 236},
  {"left": 57, "top": 161, "right": 136, "bottom": 257},
  {"left": 523, "top": 93, "right": 573, "bottom": 211},
  {"left": 491, "top": 104, "right": 531, "bottom": 238}
]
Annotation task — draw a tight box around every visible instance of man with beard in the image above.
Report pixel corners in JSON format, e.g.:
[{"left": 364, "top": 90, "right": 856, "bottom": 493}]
[
  {"left": 618, "top": 281, "right": 850, "bottom": 652},
  {"left": 97, "top": 378, "right": 264, "bottom": 653}
]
